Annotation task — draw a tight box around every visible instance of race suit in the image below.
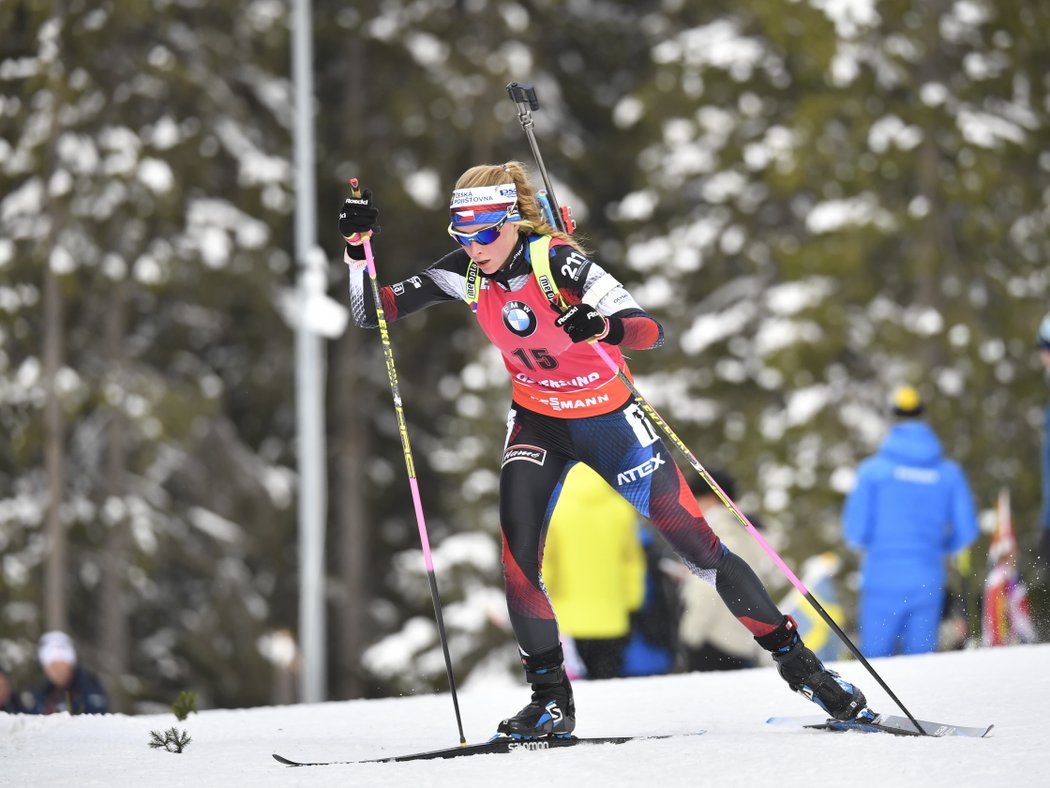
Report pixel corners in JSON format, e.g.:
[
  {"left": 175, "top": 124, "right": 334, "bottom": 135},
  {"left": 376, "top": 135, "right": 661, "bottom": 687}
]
[{"left": 348, "top": 234, "right": 785, "bottom": 655}]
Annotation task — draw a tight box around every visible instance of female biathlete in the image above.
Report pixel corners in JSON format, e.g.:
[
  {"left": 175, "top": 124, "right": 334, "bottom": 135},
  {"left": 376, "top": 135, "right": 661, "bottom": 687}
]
[{"left": 339, "top": 161, "right": 867, "bottom": 738}]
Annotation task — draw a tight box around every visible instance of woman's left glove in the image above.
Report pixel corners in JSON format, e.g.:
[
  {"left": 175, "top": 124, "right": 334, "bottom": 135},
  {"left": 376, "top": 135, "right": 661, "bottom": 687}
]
[{"left": 556, "top": 304, "right": 610, "bottom": 343}]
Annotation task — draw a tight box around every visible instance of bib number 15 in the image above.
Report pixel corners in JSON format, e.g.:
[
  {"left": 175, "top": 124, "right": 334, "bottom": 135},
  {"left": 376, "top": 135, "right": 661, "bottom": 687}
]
[{"left": 511, "top": 347, "right": 558, "bottom": 371}]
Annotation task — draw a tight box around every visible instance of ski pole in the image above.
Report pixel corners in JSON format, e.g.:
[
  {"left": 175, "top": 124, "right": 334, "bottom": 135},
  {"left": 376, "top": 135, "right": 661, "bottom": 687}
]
[
  {"left": 505, "top": 85, "right": 928, "bottom": 734},
  {"left": 349, "top": 179, "right": 466, "bottom": 745}
]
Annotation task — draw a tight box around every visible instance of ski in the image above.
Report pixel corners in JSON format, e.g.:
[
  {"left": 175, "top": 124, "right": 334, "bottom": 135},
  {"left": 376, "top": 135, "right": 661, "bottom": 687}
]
[
  {"left": 766, "top": 712, "right": 993, "bottom": 738},
  {"left": 272, "top": 731, "right": 704, "bottom": 766}
]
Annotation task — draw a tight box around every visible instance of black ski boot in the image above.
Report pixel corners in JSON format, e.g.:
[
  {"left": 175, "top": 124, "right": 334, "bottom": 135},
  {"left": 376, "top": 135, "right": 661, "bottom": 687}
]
[
  {"left": 758, "top": 616, "right": 867, "bottom": 721},
  {"left": 497, "top": 645, "right": 576, "bottom": 739}
]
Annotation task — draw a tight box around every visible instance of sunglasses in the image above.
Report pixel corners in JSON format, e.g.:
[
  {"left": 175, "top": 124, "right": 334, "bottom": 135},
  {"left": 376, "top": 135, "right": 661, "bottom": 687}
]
[{"left": 447, "top": 216, "right": 509, "bottom": 247}]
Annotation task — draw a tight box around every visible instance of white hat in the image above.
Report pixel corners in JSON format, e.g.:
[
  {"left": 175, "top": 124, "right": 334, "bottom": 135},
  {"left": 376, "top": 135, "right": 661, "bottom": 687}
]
[{"left": 39, "top": 631, "right": 77, "bottom": 666}]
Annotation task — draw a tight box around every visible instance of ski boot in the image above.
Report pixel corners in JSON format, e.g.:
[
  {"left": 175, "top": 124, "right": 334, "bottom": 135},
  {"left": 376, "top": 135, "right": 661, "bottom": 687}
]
[
  {"left": 758, "top": 616, "right": 867, "bottom": 721},
  {"left": 497, "top": 645, "right": 576, "bottom": 739}
]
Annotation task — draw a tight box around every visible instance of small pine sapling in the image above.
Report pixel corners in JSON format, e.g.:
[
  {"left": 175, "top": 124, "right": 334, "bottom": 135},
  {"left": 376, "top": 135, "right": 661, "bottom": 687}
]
[
  {"left": 148, "top": 726, "right": 192, "bottom": 753},
  {"left": 148, "top": 690, "right": 199, "bottom": 753}
]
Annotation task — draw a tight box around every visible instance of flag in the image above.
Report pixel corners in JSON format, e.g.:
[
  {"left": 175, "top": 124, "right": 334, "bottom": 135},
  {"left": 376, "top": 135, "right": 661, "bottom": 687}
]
[{"left": 981, "top": 488, "right": 1037, "bottom": 646}]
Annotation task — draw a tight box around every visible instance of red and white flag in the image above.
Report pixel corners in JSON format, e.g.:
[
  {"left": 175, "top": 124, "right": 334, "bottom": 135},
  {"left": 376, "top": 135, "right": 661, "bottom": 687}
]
[{"left": 981, "top": 488, "right": 1037, "bottom": 646}]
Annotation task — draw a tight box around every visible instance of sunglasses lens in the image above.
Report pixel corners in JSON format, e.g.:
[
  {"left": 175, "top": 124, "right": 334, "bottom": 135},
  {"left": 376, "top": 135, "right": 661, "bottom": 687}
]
[
  {"left": 450, "top": 220, "right": 505, "bottom": 246},
  {"left": 475, "top": 226, "right": 503, "bottom": 245}
]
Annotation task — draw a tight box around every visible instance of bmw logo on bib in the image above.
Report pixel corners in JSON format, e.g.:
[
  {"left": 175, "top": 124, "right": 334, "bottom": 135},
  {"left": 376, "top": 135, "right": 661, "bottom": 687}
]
[{"left": 503, "top": 301, "right": 537, "bottom": 337}]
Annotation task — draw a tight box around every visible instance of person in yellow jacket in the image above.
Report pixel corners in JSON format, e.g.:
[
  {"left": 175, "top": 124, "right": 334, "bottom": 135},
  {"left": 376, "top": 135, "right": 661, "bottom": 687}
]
[{"left": 543, "top": 464, "right": 646, "bottom": 678}]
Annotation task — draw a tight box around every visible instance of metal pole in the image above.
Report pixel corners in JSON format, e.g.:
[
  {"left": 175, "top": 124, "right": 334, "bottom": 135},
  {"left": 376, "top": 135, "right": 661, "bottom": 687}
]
[
  {"left": 293, "top": 0, "right": 326, "bottom": 704},
  {"left": 507, "top": 82, "right": 565, "bottom": 232}
]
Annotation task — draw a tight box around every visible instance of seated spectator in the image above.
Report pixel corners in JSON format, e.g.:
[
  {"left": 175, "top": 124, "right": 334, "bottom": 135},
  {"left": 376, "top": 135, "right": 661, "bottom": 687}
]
[
  {"left": 678, "top": 470, "right": 781, "bottom": 671},
  {"left": 24, "top": 631, "right": 109, "bottom": 715},
  {"left": 1, "top": 664, "right": 25, "bottom": 714}
]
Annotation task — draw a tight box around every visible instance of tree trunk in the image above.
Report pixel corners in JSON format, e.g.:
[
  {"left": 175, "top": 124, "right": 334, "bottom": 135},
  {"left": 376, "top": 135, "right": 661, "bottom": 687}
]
[
  {"left": 98, "top": 275, "right": 130, "bottom": 711},
  {"left": 914, "top": 0, "right": 953, "bottom": 372},
  {"left": 42, "top": 263, "right": 67, "bottom": 633}
]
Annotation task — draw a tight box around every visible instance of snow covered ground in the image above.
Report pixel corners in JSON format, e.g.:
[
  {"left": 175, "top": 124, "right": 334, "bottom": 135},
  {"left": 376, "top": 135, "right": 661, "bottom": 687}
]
[{"left": 2, "top": 643, "right": 1045, "bottom": 787}]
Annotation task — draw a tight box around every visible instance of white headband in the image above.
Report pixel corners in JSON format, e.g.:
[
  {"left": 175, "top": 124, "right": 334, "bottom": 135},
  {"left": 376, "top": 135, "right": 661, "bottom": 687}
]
[{"left": 449, "top": 184, "right": 517, "bottom": 210}]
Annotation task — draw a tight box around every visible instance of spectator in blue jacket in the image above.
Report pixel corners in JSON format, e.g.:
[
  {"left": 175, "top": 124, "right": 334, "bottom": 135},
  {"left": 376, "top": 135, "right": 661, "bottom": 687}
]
[
  {"left": 24, "top": 631, "right": 109, "bottom": 715},
  {"left": 1038, "top": 312, "right": 1050, "bottom": 574},
  {"left": 843, "top": 386, "right": 979, "bottom": 657}
]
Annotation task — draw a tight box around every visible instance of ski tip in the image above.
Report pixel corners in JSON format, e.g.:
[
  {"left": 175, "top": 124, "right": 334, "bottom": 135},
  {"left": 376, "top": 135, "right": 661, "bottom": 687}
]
[
  {"left": 767, "top": 713, "right": 995, "bottom": 738},
  {"left": 272, "top": 753, "right": 298, "bottom": 766},
  {"left": 912, "top": 720, "right": 996, "bottom": 738}
]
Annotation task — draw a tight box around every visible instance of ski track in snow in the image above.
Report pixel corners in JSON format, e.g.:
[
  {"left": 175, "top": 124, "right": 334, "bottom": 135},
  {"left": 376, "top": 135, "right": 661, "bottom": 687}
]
[{"left": 1, "top": 643, "right": 1045, "bottom": 787}]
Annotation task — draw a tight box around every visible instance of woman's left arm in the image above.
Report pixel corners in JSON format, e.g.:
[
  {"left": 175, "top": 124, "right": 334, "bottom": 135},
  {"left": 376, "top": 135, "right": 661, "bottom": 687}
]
[{"left": 551, "top": 246, "right": 664, "bottom": 350}]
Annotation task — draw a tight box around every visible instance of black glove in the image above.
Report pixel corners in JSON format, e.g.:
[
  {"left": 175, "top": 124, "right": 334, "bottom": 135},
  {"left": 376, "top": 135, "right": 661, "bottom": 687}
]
[
  {"left": 339, "top": 189, "right": 380, "bottom": 240},
  {"left": 555, "top": 304, "right": 609, "bottom": 343}
]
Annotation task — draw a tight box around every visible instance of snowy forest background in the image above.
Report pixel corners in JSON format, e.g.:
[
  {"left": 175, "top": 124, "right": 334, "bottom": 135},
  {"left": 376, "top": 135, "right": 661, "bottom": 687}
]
[{"left": 1, "top": 0, "right": 1049, "bottom": 713}]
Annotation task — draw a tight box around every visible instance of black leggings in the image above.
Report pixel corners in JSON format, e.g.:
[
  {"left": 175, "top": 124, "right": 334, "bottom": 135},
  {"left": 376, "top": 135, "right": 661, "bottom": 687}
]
[{"left": 499, "top": 400, "right": 783, "bottom": 656}]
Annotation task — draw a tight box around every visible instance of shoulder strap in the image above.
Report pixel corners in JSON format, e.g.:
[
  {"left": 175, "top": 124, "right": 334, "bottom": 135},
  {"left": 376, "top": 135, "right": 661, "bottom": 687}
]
[
  {"left": 464, "top": 260, "right": 480, "bottom": 312},
  {"left": 527, "top": 235, "right": 566, "bottom": 311}
]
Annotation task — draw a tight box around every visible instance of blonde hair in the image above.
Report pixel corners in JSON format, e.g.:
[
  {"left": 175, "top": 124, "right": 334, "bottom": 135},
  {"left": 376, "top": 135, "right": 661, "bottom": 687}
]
[{"left": 453, "top": 162, "right": 587, "bottom": 253}]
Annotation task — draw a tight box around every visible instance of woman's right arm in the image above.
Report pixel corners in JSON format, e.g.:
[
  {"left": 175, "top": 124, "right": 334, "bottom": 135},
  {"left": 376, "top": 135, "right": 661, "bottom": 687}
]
[
  {"left": 339, "top": 189, "right": 472, "bottom": 327},
  {"left": 345, "top": 246, "right": 471, "bottom": 329}
]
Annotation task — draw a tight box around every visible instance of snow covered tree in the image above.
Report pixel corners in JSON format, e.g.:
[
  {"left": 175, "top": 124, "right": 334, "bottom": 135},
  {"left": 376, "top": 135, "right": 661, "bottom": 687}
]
[{"left": 0, "top": 0, "right": 301, "bottom": 709}]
